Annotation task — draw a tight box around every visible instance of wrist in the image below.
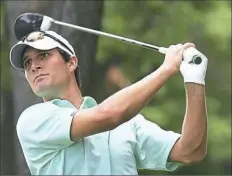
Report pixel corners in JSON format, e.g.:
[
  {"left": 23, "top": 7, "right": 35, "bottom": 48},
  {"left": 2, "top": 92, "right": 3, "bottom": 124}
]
[
  {"left": 185, "top": 83, "right": 206, "bottom": 96},
  {"left": 159, "top": 64, "right": 177, "bottom": 77},
  {"left": 185, "top": 82, "right": 205, "bottom": 88},
  {"left": 182, "top": 74, "right": 205, "bottom": 85}
]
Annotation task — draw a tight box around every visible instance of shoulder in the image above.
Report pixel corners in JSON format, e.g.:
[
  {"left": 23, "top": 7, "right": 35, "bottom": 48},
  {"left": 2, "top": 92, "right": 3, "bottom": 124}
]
[
  {"left": 132, "top": 113, "right": 154, "bottom": 126},
  {"left": 16, "top": 102, "right": 59, "bottom": 133},
  {"left": 22, "top": 101, "right": 58, "bottom": 115},
  {"left": 133, "top": 113, "right": 145, "bottom": 121},
  {"left": 17, "top": 102, "right": 56, "bottom": 122},
  {"left": 132, "top": 113, "right": 170, "bottom": 134}
]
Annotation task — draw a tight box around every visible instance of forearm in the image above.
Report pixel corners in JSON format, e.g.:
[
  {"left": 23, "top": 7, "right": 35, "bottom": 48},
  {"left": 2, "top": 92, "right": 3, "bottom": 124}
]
[
  {"left": 180, "top": 83, "right": 208, "bottom": 155},
  {"left": 99, "top": 66, "right": 172, "bottom": 125}
]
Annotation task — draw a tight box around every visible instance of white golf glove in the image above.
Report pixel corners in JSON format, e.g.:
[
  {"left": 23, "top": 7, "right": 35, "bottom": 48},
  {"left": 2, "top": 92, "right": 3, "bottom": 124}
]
[{"left": 180, "top": 47, "right": 208, "bottom": 85}]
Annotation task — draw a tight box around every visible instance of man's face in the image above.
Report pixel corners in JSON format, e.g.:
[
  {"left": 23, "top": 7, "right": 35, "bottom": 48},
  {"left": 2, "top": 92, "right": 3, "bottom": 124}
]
[{"left": 22, "top": 47, "right": 72, "bottom": 97}]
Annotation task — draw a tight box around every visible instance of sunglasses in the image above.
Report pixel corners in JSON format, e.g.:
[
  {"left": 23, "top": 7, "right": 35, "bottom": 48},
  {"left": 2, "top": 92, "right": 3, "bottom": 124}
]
[{"left": 21, "top": 31, "right": 74, "bottom": 55}]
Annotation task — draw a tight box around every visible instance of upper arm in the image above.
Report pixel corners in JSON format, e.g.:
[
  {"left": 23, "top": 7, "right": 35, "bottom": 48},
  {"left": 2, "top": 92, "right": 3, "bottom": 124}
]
[
  {"left": 70, "top": 105, "right": 118, "bottom": 141},
  {"left": 133, "top": 114, "right": 181, "bottom": 171}
]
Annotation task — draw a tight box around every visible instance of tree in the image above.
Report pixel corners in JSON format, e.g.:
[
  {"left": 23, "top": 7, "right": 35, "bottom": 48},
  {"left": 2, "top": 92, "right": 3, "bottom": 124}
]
[{"left": 4, "top": 0, "right": 104, "bottom": 174}]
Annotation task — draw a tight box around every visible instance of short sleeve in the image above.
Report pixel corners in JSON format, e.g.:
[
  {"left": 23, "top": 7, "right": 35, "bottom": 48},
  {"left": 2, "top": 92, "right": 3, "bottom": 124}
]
[
  {"left": 16, "top": 103, "right": 77, "bottom": 150},
  {"left": 133, "top": 114, "right": 182, "bottom": 172}
]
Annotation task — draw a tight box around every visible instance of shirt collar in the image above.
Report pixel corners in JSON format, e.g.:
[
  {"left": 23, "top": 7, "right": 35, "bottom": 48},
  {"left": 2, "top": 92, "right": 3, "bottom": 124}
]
[{"left": 50, "top": 96, "right": 97, "bottom": 109}]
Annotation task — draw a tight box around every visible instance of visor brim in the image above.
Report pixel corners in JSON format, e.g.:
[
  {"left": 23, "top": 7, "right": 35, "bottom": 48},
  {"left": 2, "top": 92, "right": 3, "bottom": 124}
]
[{"left": 10, "top": 38, "right": 59, "bottom": 70}]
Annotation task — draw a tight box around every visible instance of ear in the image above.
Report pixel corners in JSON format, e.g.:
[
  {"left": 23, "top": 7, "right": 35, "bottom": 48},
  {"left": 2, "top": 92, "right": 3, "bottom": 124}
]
[{"left": 68, "top": 56, "right": 78, "bottom": 72}]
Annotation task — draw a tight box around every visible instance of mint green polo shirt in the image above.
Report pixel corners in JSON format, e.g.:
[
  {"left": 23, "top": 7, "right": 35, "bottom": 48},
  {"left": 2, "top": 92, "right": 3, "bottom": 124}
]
[{"left": 16, "top": 96, "right": 181, "bottom": 175}]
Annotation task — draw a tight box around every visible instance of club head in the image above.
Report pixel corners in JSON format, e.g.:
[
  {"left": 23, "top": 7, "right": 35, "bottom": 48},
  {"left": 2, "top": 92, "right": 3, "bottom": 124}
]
[{"left": 14, "top": 12, "right": 54, "bottom": 40}]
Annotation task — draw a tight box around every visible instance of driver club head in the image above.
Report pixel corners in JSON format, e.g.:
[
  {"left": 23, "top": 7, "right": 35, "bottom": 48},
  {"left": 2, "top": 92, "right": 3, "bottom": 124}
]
[{"left": 14, "top": 12, "right": 54, "bottom": 40}]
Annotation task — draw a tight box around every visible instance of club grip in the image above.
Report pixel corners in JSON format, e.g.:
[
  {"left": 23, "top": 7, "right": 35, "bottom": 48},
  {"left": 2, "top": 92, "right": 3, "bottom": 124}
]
[
  {"left": 158, "top": 47, "right": 168, "bottom": 54},
  {"left": 159, "top": 47, "right": 202, "bottom": 65},
  {"left": 183, "top": 47, "right": 203, "bottom": 65},
  {"left": 190, "top": 55, "right": 202, "bottom": 65}
]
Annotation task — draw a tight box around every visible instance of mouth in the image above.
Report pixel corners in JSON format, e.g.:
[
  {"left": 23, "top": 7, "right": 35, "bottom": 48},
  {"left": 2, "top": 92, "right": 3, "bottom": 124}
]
[{"left": 34, "top": 74, "right": 49, "bottom": 83}]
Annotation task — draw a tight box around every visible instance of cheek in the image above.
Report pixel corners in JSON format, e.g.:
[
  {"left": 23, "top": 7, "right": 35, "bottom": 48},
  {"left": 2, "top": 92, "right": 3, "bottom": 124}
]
[
  {"left": 55, "top": 69, "right": 69, "bottom": 83},
  {"left": 49, "top": 64, "right": 69, "bottom": 83}
]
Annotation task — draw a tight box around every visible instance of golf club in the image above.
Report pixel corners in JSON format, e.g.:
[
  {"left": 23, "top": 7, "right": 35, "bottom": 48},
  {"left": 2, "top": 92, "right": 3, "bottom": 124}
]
[{"left": 14, "top": 12, "right": 203, "bottom": 64}]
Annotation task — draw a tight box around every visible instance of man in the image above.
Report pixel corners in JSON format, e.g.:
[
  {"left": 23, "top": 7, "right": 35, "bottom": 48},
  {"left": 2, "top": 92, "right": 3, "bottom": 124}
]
[{"left": 10, "top": 30, "right": 208, "bottom": 175}]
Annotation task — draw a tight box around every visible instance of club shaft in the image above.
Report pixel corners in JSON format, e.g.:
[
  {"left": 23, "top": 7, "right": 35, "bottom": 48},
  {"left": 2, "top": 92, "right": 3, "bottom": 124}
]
[{"left": 53, "top": 20, "right": 161, "bottom": 52}]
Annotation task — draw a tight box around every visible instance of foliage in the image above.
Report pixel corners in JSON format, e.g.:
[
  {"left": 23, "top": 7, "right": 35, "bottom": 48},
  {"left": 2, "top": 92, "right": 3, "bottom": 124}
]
[{"left": 96, "top": 0, "right": 231, "bottom": 175}]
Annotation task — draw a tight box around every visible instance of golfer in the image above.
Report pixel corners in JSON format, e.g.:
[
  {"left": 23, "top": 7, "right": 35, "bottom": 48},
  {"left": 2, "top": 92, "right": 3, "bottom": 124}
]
[{"left": 10, "top": 30, "right": 208, "bottom": 175}]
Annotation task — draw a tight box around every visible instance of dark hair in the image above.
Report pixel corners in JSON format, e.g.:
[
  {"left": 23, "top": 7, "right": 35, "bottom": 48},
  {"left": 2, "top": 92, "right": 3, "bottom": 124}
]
[{"left": 58, "top": 48, "right": 81, "bottom": 88}]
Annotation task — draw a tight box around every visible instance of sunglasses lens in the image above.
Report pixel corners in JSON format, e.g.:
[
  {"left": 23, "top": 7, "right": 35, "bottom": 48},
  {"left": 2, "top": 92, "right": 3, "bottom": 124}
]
[{"left": 26, "top": 32, "right": 44, "bottom": 42}]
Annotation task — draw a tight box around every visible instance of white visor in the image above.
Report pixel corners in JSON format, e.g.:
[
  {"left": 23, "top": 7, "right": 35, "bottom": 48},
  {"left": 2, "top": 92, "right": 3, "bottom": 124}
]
[{"left": 10, "top": 30, "right": 76, "bottom": 70}]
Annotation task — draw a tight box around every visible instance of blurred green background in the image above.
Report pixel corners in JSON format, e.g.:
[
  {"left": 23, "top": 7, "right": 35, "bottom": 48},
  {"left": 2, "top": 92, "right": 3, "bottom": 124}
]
[{"left": 1, "top": 0, "right": 231, "bottom": 175}]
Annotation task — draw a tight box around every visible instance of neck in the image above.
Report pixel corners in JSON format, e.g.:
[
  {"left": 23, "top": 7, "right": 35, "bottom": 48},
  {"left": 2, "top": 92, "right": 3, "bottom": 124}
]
[{"left": 43, "top": 81, "right": 83, "bottom": 109}]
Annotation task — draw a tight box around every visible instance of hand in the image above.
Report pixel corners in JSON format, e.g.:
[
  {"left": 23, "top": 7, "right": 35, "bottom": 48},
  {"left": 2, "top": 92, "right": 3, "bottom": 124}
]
[
  {"left": 180, "top": 47, "right": 208, "bottom": 85},
  {"left": 161, "top": 43, "right": 195, "bottom": 76}
]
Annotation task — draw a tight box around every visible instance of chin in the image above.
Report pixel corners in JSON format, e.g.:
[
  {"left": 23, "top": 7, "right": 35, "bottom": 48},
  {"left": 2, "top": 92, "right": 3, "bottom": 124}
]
[
  {"left": 33, "top": 85, "right": 56, "bottom": 98},
  {"left": 34, "top": 90, "right": 50, "bottom": 98}
]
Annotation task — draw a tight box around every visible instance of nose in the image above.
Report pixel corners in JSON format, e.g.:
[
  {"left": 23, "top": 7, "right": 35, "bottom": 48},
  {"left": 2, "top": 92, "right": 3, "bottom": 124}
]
[{"left": 31, "top": 61, "right": 42, "bottom": 72}]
